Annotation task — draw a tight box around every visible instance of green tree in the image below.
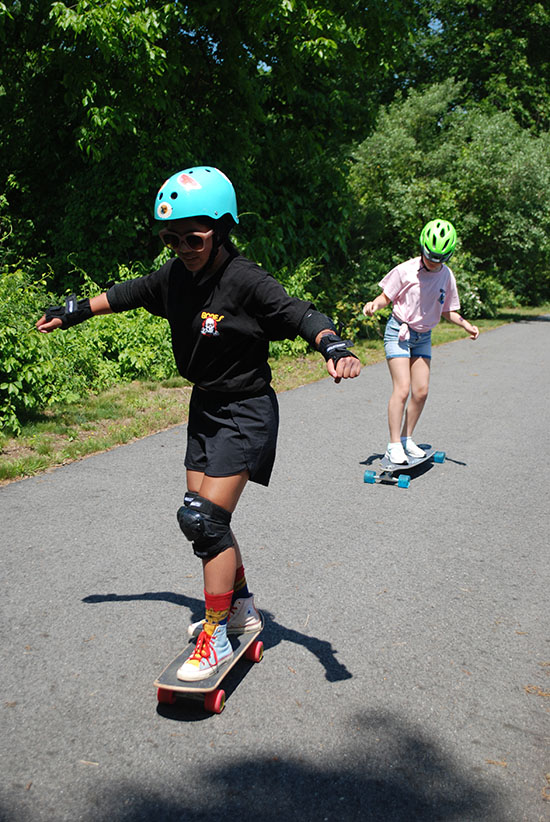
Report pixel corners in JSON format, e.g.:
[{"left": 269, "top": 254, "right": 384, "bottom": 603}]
[
  {"left": 409, "top": 0, "right": 550, "bottom": 132},
  {"left": 0, "top": 0, "right": 418, "bottom": 285},
  {"left": 348, "top": 81, "right": 550, "bottom": 311}
]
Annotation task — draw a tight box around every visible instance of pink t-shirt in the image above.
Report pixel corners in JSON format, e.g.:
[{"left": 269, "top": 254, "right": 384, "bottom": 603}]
[{"left": 379, "top": 256, "right": 460, "bottom": 332}]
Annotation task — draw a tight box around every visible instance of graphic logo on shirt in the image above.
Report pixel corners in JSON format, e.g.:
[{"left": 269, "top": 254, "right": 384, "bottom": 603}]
[
  {"left": 439, "top": 288, "right": 446, "bottom": 305},
  {"left": 200, "top": 311, "right": 224, "bottom": 337}
]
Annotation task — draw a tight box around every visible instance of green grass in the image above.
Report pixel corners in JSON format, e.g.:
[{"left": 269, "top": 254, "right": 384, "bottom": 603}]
[{"left": 1, "top": 305, "right": 548, "bottom": 484}]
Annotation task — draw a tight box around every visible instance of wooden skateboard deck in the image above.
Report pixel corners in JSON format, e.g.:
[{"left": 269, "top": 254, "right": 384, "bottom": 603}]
[
  {"left": 364, "top": 447, "right": 445, "bottom": 488},
  {"left": 154, "top": 614, "right": 264, "bottom": 713}
]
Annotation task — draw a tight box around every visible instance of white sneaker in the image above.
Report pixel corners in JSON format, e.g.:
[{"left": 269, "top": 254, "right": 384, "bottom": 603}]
[
  {"left": 385, "top": 442, "right": 408, "bottom": 464},
  {"left": 401, "top": 437, "right": 425, "bottom": 458},
  {"left": 177, "top": 625, "right": 233, "bottom": 682},
  {"left": 187, "top": 595, "right": 261, "bottom": 639}
]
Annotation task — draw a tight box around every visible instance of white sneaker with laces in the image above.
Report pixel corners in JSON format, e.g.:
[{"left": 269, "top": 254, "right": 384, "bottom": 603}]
[
  {"left": 177, "top": 625, "right": 233, "bottom": 682},
  {"left": 385, "top": 442, "right": 408, "bottom": 464},
  {"left": 401, "top": 437, "right": 425, "bottom": 458},
  {"left": 187, "top": 595, "right": 261, "bottom": 639}
]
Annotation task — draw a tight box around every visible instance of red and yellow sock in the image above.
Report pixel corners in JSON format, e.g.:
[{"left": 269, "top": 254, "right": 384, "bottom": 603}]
[
  {"left": 203, "top": 589, "right": 233, "bottom": 637},
  {"left": 232, "top": 565, "right": 250, "bottom": 602}
]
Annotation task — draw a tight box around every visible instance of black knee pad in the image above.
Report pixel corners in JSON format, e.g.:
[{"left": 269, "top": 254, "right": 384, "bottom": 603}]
[{"left": 176, "top": 493, "right": 233, "bottom": 559}]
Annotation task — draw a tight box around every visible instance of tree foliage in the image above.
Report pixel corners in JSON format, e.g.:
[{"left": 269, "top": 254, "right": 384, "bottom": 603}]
[
  {"left": 0, "top": 0, "right": 417, "bottom": 282},
  {"left": 348, "top": 81, "right": 550, "bottom": 311},
  {"left": 409, "top": 0, "right": 550, "bottom": 132}
]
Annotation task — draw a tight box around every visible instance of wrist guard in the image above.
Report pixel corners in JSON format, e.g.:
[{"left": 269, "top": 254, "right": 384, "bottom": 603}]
[
  {"left": 44, "top": 294, "right": 93, "bottom": 329},
  {"left": 298, "top": 309, "right": 336, "bottom": 346},
  {"left": 317, "top": 334, "right": 358, "bottom": 363}
]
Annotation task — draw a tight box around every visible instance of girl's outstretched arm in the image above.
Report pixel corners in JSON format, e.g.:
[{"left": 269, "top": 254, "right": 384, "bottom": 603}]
[
  {"left": 36, "top": 293, "right": 113, "bottom": 333},
  {"left": 363, "top": 293, "right": 391, "bottom": 316},
  {"left": 442, "top": 311, "right": 479, "bottom": 340}
]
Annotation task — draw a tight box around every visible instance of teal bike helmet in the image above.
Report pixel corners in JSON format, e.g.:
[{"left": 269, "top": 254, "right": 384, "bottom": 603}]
[
  {"left": 420, "top": 219, "right": 457, "bottom": 263},
  {"left": 154, "top": 166, "right": 239, "bottom": 225}
]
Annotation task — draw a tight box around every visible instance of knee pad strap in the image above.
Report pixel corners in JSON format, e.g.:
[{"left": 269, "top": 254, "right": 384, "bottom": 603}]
[{"left": 177, "top": 493, "right": 233, "bottom": 559}]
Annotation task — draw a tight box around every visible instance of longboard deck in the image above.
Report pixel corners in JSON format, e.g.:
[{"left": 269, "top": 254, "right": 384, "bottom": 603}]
[
  {"left": 154, "top": 614, "right": 264, "bottom": 696},
  {"left": 379, "top": 446, "right": 436, "bottom": 474}
]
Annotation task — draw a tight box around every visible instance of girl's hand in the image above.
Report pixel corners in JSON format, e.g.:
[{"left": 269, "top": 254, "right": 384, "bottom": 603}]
[
  {"left": 468, "top": 324, "right": 480, "bottom": 340},
  {"left": 326, "top": 356, "right": 361, "bottom": 383},
  {"left": 362, "top": 301, "right": 376, "bottom": 317},
  {"left": 36, "top": 315, "right": 63, "bottom": 333}
]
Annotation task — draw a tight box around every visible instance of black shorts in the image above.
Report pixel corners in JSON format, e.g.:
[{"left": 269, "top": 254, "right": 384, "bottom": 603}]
[{"left": 184, "top": 386, "right": 279, "bottom": 487}]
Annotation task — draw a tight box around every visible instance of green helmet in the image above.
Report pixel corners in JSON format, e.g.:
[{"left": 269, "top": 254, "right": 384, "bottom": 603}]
[{"left": 419, "top": 219, "right": 457, "bottom": 263}]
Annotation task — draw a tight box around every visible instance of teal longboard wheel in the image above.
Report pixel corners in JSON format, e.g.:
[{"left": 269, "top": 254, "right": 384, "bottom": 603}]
[
  {"left": 397, "top": 474, "right": 411, "bottom": 488},
  {"left": 363, "top": 470, "right": 376, "bottom": 484},
  {"left": 433, "top": 451, "right": 446, "bottom": 463}
]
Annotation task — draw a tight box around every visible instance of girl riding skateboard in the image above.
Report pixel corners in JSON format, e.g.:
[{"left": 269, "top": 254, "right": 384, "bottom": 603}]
[
  {"left": 37, "top": 166, "right": 361, "bottom": 681},
  {"left": 362, "top": 219, "right": 479, "bottom": 465}
]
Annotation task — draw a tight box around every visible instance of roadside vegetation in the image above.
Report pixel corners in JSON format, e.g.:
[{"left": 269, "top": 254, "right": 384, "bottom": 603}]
[{"left": 1, "top": 307, "right": 545, "bottom": 484}]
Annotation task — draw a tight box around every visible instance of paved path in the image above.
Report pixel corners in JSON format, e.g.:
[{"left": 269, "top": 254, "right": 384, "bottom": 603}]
[{"left": 1, "top": 318, "right": 549, "bottom": 821}]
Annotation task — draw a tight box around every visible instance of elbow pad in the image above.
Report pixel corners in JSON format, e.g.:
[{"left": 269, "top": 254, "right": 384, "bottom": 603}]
[{"left": 297, "top": 309, "right": 336, "bottom": 345}]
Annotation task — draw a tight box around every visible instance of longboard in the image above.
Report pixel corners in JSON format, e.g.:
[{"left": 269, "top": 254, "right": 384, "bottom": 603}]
[
  {"left": 364, "top": 447, "right": 445, "bottom": 488},
  {"left": 154, "top": 615, "right": 264, "bottom": 713}
]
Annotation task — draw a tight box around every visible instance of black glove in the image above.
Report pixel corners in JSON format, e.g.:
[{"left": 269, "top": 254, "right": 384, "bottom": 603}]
[
  {"left": 44, "top": 294, "right": 93, "bottom": 329},
  {"left": 317, "top": 334, "right": 358, "bottom": 364}
]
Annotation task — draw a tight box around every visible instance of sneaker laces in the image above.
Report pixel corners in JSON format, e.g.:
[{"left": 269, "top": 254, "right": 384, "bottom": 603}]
[{"left": 188, "top": 630, "right": 219, "bottom": 665}]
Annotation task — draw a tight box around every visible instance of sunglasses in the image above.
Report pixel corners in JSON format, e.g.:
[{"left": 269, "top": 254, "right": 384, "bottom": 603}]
[{"left": 159, "top": 228, "right": 214, "bottom": 253}]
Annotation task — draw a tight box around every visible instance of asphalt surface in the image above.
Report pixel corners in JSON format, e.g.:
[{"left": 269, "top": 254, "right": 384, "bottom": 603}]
[{"left": 1, "top": 317, "right": 549, "bottom": 822}]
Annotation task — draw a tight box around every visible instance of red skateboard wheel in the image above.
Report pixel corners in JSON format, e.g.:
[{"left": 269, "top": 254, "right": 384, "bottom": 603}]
[
  {"left": 157, "top": 687, "right": 177, "bottom": 705},
  {"left": 204, "top": 688, "right": 226, "bottom": 714},
  {"left": 245, "top": 640, "right": 264, "bottom": 663}
]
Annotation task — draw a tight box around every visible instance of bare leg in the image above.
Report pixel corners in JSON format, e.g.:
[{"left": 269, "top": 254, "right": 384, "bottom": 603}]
[
  {"left": 186, "top": 469, "right": 249, "bottom": 594},
  {"left": 401, "top": 356, "right": 430, "bottom": 437},
  {"left": 386, "top": 357, "right": 412, "bottom": 442}
]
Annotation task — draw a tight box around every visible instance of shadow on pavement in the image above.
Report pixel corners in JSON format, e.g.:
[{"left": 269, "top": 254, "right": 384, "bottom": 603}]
[
  {"left": 83, "top": 592, "right": 352, "bottom": 683},
  {"left": 8, "top": 711, "right": 502, "bottom": 821},
  {"left": 500, "top": 312, "right": 550, "bottom": 323}
]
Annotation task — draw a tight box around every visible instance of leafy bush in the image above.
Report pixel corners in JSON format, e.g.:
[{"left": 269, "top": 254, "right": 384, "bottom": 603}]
[
  {"left": 0, "top": 263, "right": 73, "bottom": 434},
  {"left": 0, "top": 261, "right": 177, "bottom": 435},
  {"left": 269, "top": 258, "right": 318, "bottom": 359}
]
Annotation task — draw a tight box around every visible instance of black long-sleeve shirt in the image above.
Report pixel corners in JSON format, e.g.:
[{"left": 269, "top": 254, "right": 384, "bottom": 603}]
[{"left": 106, "top": 250, "right": 314, "bottom": 395}]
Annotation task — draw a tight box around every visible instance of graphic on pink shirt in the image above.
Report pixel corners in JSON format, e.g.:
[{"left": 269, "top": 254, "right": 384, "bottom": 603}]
[{"left": 379, "top": 257, "right": 460, "bottom": 332}]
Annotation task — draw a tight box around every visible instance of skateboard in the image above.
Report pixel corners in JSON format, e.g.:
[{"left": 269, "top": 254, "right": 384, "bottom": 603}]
[
  {"left": 154, "top": 615, "right": 264, "bottom": 713},
  {"left": 363, "top": 447, "right": 445, "bottom": 488}
]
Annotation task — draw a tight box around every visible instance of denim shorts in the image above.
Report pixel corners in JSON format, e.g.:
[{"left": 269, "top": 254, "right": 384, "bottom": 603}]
[
  {"left": 384, "top": 315, "right": 432, "bottom": 359},
  {"left": 185, "top": 385, "right": 279, "bottom": 486}
]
